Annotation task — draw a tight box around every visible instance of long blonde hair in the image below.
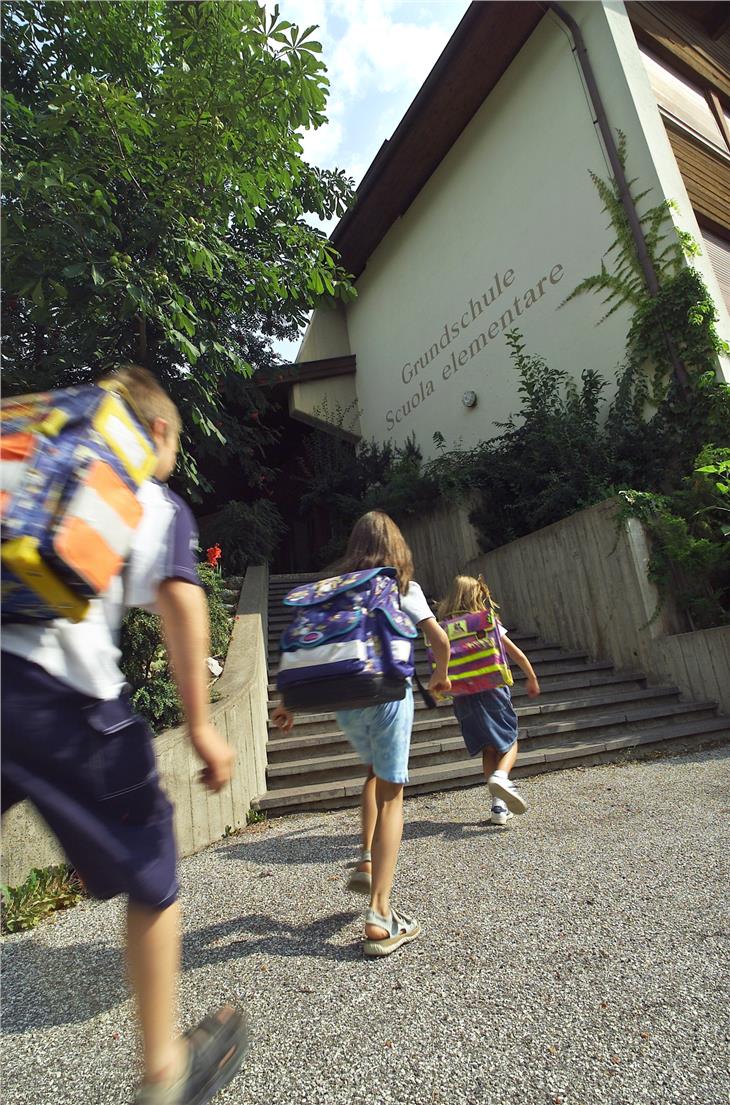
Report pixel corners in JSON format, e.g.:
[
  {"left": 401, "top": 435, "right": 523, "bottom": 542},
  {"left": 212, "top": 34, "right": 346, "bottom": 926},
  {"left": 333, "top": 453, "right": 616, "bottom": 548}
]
[
  {"left": 339, "top": 511, "right": 414, "bottom": 594},
  {"left": 437, "top": 574, "right": 497, "bottom": 619}
]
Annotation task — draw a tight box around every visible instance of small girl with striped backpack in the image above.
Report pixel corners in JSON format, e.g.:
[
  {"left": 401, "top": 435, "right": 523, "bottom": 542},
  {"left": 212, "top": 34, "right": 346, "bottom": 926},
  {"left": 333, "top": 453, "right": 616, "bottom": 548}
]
[{"left": 432, "top": 575, "right": 540, "bottom": 825}]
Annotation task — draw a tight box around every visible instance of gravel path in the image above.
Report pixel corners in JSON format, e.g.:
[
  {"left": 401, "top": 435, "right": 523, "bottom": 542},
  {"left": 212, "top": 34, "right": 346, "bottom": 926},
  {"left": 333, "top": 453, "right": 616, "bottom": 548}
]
[{"left": 3, "top": 748, "right": 730, "bottom": 1105}]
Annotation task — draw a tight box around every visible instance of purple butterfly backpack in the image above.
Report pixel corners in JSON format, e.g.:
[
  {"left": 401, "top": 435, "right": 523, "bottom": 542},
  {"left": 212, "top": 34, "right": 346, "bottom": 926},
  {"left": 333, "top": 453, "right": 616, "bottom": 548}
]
[{"left": 277, "top": 568, "right": 418, "bottom": 711}]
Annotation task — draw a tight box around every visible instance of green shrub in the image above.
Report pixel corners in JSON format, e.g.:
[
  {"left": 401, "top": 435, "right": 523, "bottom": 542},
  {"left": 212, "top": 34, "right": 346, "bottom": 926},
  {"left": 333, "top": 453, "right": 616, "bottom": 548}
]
[
  {"left": 119, "top": 561, "right": 234, "bottom": 732},
  {"left": 198, "top": 500, "right": 286, "bottom": 575},
  {"left": 2, "top": 865, "right": 85, "bottom": 933},
  {"left": 618, "top": 446, "right": 730, "bottom": 628}
]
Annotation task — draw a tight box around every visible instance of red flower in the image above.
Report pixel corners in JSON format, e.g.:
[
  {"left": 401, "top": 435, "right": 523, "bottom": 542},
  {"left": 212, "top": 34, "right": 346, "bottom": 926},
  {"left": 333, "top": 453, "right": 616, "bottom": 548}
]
[{"left": 206, "top": 544, "right": 222, "bottom": 567}]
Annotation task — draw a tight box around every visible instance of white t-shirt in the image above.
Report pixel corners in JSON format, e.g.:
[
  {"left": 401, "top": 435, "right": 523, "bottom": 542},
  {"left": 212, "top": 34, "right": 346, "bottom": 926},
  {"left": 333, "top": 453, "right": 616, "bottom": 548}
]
[
  {"left": 2, "top": 481, "right": 201, "bottom": 701},
  {"left": 400, "top": 581, "right": 435, "bottom": 627}
]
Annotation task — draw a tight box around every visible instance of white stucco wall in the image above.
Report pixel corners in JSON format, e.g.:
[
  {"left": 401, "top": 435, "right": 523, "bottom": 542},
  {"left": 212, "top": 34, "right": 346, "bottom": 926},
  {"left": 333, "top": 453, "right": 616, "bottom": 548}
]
[
  {"left": 289, "top": 374, "right": 361, "bottom": 440},
  {"left": 296, "top": 302, "right": 351, "bottom": 363},
  {"left": 318, "top": 0, "right": 728, "bottom": 454}
]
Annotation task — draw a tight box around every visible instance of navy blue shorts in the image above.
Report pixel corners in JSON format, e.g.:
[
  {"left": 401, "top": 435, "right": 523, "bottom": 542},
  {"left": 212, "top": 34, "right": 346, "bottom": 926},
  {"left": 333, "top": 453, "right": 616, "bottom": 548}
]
[
  {"left": 1, "top": 652, "right": 178, "bottom": 908},
  {"left": 452, "top": 686, "right": 518, "bottom": 757}
]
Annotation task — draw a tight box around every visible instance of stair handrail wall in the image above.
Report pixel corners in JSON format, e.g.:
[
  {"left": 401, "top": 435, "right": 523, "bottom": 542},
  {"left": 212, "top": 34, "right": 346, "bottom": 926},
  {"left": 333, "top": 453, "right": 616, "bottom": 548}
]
[
  {"left": 463, "top": 499, "right": 729, "bottom": 716},
  {"left": 403, "top": 495, "right": 729, "bottom": 717},
  {"left": 1, "top": 563, "right": 272, "bottom": 888}
]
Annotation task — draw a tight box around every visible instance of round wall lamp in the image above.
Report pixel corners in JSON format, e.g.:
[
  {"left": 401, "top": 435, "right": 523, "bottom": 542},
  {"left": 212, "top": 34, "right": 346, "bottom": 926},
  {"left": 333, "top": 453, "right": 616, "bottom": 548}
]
[{"left": 462, "top": 390, "right": 478, "bottom": 408}]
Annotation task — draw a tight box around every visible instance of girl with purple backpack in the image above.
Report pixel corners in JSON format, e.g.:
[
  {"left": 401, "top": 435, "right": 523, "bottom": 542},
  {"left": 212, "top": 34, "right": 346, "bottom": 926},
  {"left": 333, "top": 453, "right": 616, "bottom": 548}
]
[
  {"left": 437, "top": 575, "right": 540, "bottom": 825},
  {"left": 272, "top": 511, "right": 450, "bottom": 957}
]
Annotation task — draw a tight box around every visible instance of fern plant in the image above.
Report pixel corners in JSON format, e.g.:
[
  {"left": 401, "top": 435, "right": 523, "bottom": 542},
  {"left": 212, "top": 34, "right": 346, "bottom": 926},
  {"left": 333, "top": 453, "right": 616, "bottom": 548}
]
[
  {"left": 562, "top": 135, "right": 684, "bottom": 323},
  {"left": 562, "top": 132, "right": 726, "bottom": 400}
]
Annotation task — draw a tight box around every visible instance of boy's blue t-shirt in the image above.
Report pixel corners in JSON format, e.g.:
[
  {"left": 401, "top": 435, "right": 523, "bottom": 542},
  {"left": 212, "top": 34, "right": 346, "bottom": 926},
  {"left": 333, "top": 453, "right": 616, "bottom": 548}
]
[{"left": 1, "top": 481, "right": 201, "bottom": 701}]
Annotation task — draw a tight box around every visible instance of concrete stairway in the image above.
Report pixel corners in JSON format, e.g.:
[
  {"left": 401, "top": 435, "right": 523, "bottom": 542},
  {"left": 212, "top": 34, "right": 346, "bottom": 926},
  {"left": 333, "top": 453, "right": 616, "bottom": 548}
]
[{"left": 255, "top": 573, "right": 730, "bottom": 816}]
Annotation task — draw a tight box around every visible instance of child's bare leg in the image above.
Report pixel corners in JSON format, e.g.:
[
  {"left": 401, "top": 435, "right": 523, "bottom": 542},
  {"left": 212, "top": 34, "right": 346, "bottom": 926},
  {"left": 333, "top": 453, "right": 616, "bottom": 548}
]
[
  {"left": 358, "top": 771, "right": 376, "bottom": 872},
  {"left": 366, "top": 778, "right": 404, "bottom": 939},
  {"left": 482, "top": 746, "right": 499, "bottom": 781},
  {"left": 127, "top": 900, "right": 185, "bottom": 1084},
  {"left": 496, "top": 740, "right": 518, "bottom": 776}
]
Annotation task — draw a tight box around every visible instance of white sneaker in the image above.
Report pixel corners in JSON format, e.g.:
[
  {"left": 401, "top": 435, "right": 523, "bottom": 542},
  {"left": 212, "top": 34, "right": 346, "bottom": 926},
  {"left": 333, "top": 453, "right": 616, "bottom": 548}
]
[
  {"left": 490, "top": 801, "right": 513, "bottom": 826},
  {"left": 488, "top": 773, "right": 527, "bottom": 815}
]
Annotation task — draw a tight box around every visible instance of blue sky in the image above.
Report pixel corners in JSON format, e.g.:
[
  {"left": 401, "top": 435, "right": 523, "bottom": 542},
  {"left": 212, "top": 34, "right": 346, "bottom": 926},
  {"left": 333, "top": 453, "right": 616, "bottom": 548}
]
[{"left": 272, "top": 0, "right": 468, "bottom": 359}]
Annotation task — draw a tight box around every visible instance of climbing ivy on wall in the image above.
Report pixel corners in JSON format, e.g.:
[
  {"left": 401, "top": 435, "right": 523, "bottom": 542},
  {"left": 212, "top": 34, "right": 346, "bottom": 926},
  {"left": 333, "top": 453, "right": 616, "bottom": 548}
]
[
  {"left": 563, "top": 132, "right": 726, "bottom": 401},
  {"left": 561, "top": 134, "right": 729, "bottom": 627}
]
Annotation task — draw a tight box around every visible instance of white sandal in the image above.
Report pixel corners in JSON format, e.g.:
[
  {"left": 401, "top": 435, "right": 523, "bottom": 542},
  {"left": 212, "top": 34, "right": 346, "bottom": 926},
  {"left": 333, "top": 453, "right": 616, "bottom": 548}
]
[
  {"left": 346, "top": 850, "right": 372, "bottom": 895},
  {"left": 362, "top": 906, "right": 421, "bottom": 957}
]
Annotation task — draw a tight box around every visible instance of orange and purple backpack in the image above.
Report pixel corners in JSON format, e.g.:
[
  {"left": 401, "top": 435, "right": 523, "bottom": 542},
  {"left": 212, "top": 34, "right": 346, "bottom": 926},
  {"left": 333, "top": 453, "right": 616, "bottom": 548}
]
[{"left": 1, "top": 382, "right": 156, "bottom": 623}]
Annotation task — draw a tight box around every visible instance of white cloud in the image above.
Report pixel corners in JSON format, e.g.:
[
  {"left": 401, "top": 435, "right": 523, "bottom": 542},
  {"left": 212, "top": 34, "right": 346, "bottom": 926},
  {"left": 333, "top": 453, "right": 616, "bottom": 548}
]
[
  {"left": 328, "top": 0, "right": 458, "bottom": 99},
  {"left": 273, "top": 0, "right": 464, "bottom": 173},
  {"left": 266, "top": 0, "right": 465, "bottom": 360}
]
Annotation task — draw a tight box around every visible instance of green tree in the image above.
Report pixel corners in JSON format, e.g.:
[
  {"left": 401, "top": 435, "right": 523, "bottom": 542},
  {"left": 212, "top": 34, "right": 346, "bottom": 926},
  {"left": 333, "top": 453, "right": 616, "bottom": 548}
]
[{"left": 2, "top": 0, "right": 354, "bottom": 489}]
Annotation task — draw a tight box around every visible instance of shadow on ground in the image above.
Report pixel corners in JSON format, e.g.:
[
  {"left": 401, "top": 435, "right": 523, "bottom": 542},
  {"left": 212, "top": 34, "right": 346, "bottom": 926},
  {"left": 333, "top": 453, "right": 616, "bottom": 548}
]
[
  {"left": 1, "top": 908, "right": 359, "bottom": 1035},
  {"left": 218, "top": 817, "right": 499, "bottom": 869}
]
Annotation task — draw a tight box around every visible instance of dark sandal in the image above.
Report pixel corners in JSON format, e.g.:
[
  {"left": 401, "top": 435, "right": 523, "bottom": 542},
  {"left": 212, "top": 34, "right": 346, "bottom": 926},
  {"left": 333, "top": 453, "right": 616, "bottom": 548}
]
[{"left": 135, "top": 1006, "right": 250, "bottom": 1105}]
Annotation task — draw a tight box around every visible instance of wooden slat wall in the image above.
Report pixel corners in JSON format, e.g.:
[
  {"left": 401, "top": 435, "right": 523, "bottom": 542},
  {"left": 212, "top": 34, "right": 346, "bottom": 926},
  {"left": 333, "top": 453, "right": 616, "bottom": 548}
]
[
  {"left": 702, "top": 230, "right": 730, "bottom": 311},
  {"left": 666, "top": 125, "right": 730, "bottom": 234},
  {"left": 628, "top": 2, "right": 730, "bottom": 98}
]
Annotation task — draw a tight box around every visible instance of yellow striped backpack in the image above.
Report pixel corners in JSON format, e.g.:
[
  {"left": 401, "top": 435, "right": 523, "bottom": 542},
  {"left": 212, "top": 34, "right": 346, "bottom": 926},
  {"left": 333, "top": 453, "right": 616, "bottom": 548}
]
[
  {"left": 1, "top": 382, "right": 156, "bottom": 622},
  {"left": 427, "top": 604, "right": 513, "bottom": 696}
]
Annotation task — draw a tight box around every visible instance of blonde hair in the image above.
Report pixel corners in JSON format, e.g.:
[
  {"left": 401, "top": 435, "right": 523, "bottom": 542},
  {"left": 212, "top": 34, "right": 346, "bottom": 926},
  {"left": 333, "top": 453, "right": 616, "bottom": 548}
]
[
  {"left": 100, "top": 364, "right": 182, "bottom": 437},
  {"left": 438, "top": 574, "right": 497, "bottom": 619},
  {"left": 339, "top": 511, "right": 414, "bottom": 594}
]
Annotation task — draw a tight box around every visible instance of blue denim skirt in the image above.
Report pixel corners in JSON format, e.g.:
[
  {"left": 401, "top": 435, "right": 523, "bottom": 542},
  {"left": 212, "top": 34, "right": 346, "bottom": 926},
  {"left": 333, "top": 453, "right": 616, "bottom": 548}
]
[{"left": 452, "top": 686, "right": 518, "bottom": 757}]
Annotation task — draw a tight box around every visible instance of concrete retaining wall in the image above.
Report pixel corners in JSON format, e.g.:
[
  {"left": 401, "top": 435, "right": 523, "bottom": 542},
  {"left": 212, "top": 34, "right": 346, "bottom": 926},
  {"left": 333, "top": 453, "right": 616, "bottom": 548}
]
[
  {"left": 405, "top": 494, "right": 729, "bottom": 716},
  {"left": 466, "top": 499, "right": 729, "bottom": 713},
  {"left": 1, "top": 565, "right": 270, "bottom": 888},
  {"left": 400, "top": 495, "right": 481, "bottom": 596},
  {"left": 650, "top": 627, "right": 730, "bottom": 716},
  {"left": 465, "top": 499, "right": 686, "bottom": 674}
]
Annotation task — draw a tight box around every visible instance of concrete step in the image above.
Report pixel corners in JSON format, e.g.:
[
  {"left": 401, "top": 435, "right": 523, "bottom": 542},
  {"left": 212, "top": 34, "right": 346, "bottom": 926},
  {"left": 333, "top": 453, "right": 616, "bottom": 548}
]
[
  {"left": 265, "top": 669, "right": 644, "bottom": 704},
  {"left": 253, "top": 715, "right": 730, "bottom": 814},
  {"left": 266, "top": 663, "right": 636, "bottom": 730},
  {"left": 263, "top": 699, "right": 717, "bottom": 787},
  {"left": 266, "top": 657, "right": 616, "bottom": 692},
  {"left": 265, "top": 686, "right": 682, "bottom": 759},
  {"left": 266, "top": 632, "right": 543, "bottom": 652}
]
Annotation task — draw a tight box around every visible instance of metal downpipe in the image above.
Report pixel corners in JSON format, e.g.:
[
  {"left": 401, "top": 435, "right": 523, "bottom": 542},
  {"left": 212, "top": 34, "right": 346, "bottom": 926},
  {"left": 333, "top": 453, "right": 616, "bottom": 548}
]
[{"left": 543, "top": 1, "right": 690, "bottom": 391}]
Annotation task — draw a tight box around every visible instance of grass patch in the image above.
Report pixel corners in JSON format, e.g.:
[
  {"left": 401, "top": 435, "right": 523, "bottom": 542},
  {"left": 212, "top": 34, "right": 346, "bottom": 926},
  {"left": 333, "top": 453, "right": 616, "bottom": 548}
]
[
  {"left": 2, "top": 864, "right": 86, "bottom": 934},
  {"left": 246, "top": 808, "right": 267, "bottom": 826}
]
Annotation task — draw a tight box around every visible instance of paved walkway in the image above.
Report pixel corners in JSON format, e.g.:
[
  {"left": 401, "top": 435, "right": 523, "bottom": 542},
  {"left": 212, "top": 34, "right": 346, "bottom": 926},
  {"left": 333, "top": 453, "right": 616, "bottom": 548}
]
[{"left": 3, "top": 748, "right": 729, "bottom": 1105}]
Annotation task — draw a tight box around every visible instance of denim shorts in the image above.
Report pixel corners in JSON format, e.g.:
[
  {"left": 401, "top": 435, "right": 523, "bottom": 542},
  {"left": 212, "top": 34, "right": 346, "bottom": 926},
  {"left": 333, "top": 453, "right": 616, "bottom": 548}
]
[
  {"left": 336, "top": 685, "right": 414, "bottom": 784},
  {"left": 1, "top": 652, "right": 178, "bottom": 908},
  {"left": 452, "top": 686, "right": 518, "bottom": 757}
]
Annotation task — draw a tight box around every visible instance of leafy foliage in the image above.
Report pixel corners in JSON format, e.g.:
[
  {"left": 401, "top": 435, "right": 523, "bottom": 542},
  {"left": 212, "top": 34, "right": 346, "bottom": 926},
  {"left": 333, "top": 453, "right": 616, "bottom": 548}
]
[
  {"left": 562, "top": 134, "right": 685, "bottom": 327},
  {"left": 561, "top": 133, "right": 726, "bottom": 402},
  {"left": 198, "top": 499, "right": 286, "bottom": 574},
  {"left": 119, "top": 561, "right": 233, "bottom": 731},
  {"left": 618, "top": 446, "right": 730, "bottom": 628},
  {"left": 2, "top": 864, "right": 85, "bottom": 933},
  {"left": 2, "top": 0, "right": 355, "bottom": 491},
  {"left": 296, "top": 430, "right": 442, "bottom": 565},
  {"left": 302, "top": 325, "right": 729, "bottom": 624}
]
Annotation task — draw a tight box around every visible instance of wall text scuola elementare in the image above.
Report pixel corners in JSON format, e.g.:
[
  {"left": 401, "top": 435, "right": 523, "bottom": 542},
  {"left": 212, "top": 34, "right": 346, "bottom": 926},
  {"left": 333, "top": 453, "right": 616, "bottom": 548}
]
[{"left": 385, "top": 263, "right": 565, "bottom": 432}]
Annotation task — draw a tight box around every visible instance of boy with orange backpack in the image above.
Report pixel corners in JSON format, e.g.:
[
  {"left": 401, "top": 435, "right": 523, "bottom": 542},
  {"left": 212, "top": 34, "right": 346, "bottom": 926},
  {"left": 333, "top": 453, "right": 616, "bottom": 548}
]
[{"left": 2, "top": 365, "right": 248, "bottom": 1105}]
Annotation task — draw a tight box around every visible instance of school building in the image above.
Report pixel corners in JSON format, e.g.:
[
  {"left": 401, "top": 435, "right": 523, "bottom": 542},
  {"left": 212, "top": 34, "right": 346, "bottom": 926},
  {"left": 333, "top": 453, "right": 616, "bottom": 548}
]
[{"left": 275, "top": 0, "right": 730, "bottom": 456}]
